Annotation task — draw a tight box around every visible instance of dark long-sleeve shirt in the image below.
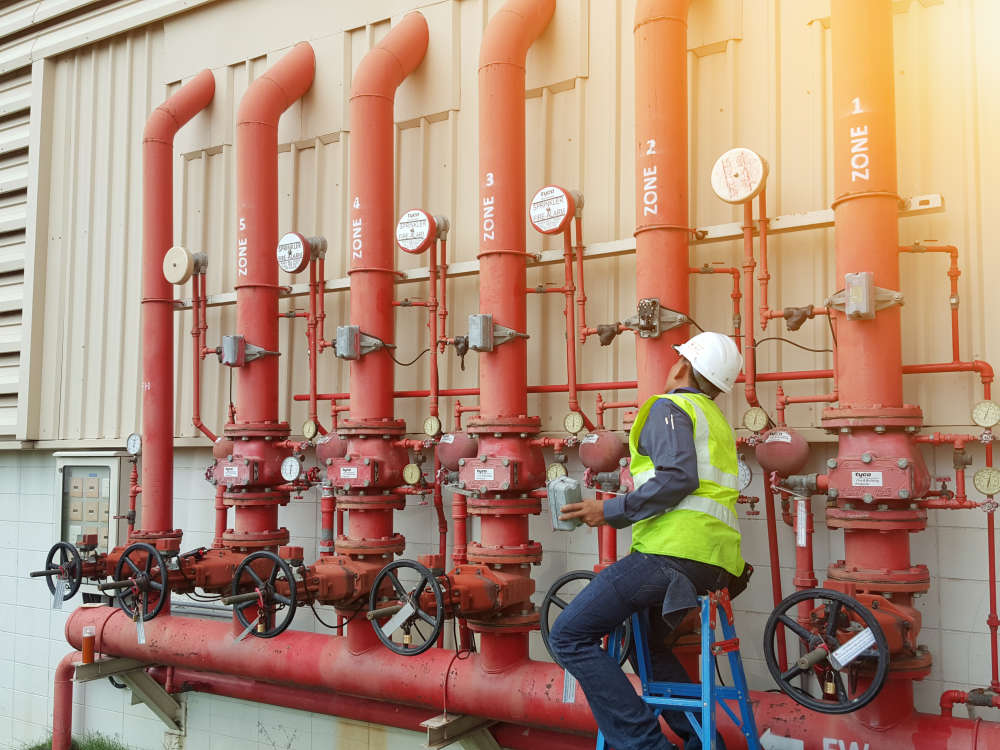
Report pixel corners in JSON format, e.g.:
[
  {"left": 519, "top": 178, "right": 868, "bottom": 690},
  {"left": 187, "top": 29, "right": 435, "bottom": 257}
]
[{"left": 602, "top": 388, "right": 701, "bottom": 529}]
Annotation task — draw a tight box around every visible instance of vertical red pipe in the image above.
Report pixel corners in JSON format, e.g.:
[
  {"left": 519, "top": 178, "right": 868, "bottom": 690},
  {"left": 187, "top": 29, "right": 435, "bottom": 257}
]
[
  {"left": 742, "top": 200, "right": 759, "bottom": 406},
  {"left": 138, "top": 70, "right": 214, "bottom": 541},
  {"left": 634, "top": 0, "right": 690, "bottom": 402},
  {"left": 235, "top": 43, "right": 315, "bottom": 425},
  {"left": 51, "top": 651, "right": 81, "bottom": 750}
]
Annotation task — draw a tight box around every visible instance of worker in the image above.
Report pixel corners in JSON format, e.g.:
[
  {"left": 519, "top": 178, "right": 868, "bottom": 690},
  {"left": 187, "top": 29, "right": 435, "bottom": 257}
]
[{"left": 550, "top": 330, "right": 751, "bottom": 750}]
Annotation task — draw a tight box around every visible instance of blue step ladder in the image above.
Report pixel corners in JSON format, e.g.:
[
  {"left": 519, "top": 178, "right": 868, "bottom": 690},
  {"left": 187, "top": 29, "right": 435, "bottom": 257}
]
[{"left": 597, "top": 590, "right": 761, "bottom": 750}]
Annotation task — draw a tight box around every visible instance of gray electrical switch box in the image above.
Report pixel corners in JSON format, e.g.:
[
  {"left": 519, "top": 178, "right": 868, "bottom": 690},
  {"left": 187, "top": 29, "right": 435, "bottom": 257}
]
[
  {"left": 845, "top": 272, "right": 875, "bottom": 320},
  {"left": 336, "top": 325, "right": 361, "bottom": 360},
  {"left": 468, "top": 313, "right": 494, "bottom": 352},
  {"left": 548, "top": 475, "right": 583, "bottom": 531}
]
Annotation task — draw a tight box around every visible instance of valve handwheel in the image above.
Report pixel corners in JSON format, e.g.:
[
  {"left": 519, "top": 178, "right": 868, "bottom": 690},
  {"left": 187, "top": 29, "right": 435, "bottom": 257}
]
[
  {"left": 368, "top": 559, "right": 444, "bottom": 656},
  {"left": 540, "top": 570, "right": 632, "bottom": 667},
  {"left": 113, "top": 542, "right": 169, "bottom": 622},
  {"left": 33, "top": 542, "right": 83, "bottom": 601},
  {"left": 230, "top": 551, "right": 298, "bottom": 639},
  {"left": 763, "top": 588, "right": 890, "bottom": 714}
]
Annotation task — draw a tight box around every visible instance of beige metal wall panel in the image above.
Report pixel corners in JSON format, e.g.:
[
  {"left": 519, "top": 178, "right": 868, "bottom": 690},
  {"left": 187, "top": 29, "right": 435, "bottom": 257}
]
[{"left": 26, "top": 0, "right": 1000, "bottom": 447}]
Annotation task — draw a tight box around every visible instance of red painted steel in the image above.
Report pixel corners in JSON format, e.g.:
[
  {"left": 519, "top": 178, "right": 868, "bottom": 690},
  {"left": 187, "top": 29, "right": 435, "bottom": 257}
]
[
  {"left": 137, "top": 69, "right": 214, "bottom": 544},
  {"left": 634, "top": 0, "right": 691, "bottom": 402},
  {"left": 51, "top": 652, "right": 79, "bottom": 750}
]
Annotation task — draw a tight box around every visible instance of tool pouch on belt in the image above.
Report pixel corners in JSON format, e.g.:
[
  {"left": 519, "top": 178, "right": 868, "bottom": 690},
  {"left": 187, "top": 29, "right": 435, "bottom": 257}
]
[{"left": 727, "top": 562, "right": 753, "bottom": 599}]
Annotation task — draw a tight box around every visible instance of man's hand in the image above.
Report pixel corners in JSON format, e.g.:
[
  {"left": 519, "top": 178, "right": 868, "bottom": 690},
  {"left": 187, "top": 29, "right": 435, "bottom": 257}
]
[{"left": 559, "top": 498, "right": 607, "bottom": 527}]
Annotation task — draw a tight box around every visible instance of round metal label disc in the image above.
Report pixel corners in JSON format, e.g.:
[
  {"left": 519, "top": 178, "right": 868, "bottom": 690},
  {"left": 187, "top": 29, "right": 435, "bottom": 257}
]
[
  {"left": 277, "top": 232, "right": 309, "bottom": 274},
  {"left": 396, "top": 209, "right": 435, "bottom": 254},
  {"left": 529, "top": 186, "right": 573, "bottom": 235},
  {"left": 710, "top": 148, "right": 769, "bottom": 204}
]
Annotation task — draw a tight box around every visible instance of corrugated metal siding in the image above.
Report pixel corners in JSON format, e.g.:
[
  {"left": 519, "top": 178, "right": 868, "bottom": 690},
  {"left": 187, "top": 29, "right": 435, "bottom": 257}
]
[{"left": 28, "top": 0, "right": 1000, "bottom": 441}]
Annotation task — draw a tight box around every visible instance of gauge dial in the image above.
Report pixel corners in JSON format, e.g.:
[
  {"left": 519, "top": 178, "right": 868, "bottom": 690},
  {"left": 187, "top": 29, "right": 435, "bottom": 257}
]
[
  {"left": 546, "top": 463, "right": 568, "bottom": 481},
  {"left": 403, "top": 463, "right": 423, "bottom": 485},
  {"left": 737, "top": 456, "right": 753, "bottom": 492},
  {"left": 972, "top": 400, "right": 1000, "bottom": 429},
  {"left": 423, "top": 415, "right": 442, "bottom": 438},
  {"left": 280, "top": 456, "right": 302, "bottom": 482},
  {"left": 302, "top": 419, "right": 318, "bottom": 441},
  {"left": 563, "top": 411, "right": 585, "bottom": 435},
  {"left": 126, "top": 433, "right": 142, "bottom": 456},
  {"left": 743, "top": 407, "right": 769, "bottom": 432},
  {"left": 974, "top": 467, "right": 1000, "bottom": 497}
]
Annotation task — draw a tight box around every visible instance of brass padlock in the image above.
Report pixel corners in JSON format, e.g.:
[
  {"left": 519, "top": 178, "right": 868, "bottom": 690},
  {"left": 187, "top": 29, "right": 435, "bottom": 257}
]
[
  {"left": 257, "top": 620, "right": 266, "bottom": 633},
  {"left": 403, "top": 632, "right": 412, "bottom": 646},
  {"left": 823, "top": 670, "right": 837, "bottom": 698}
]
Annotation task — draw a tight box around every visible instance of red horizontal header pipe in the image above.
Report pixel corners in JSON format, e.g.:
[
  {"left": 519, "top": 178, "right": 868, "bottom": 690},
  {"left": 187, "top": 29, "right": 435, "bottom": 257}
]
[{"left": 141, "top": 69, "right": 214, "bottom": 537}]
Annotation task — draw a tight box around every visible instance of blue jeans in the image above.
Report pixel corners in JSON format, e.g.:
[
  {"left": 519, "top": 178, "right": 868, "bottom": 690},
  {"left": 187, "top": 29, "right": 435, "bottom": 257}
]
[{"left": 549, "top": 552, "right": 730, "bottom": 750}]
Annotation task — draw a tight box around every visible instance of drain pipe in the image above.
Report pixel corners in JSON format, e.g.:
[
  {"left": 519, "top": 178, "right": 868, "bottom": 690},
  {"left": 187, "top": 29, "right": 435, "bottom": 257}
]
[
  {"left": 634, "top": 0, "right": 691, "bottom": 401},
  {"left": 136, "top": 70, "right": 214, "bottom": 554}
]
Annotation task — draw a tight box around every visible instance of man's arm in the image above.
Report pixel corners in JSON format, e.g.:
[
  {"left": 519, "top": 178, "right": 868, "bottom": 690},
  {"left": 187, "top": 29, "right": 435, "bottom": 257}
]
[{"left": 601, "top": 399, "right": 699, "bottom": 528}]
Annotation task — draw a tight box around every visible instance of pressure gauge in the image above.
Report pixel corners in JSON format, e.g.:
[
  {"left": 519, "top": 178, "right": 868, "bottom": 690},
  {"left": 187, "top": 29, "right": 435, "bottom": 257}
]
[
  {"left": 737, "top": 455, "right": 753, "bottom": 492},
  {"left": 280, "top": 456, "right": 302, "bottom": 482},
  {"left": 972, "top": 400, "right": 1000, "bottom": 429},
  {"left": 710, "top": 147, "right": 769, "bottom": 204},
  {"left": 126, "top": 433, "right": 142, "bottom": 456},
  {"left": 302, "top": 419, "right": 319, "bottom": 441},
  {"left": 162, "top": 245, "right": 194, "bottom": 285},
  {"left": 546, "top": 463, "right": 568, "bottom": 481},
  {"left": 423, "top": 415, "right": 442, "bottom": 438},
  {"left": 403, "top": 463, "right": 423, "bottom": 485},
  {"left": 974, "top": 467, "right": 1000, "bottom": 497},
  {"left": 742, "top": 407, "right": 769, "bottom": 433},
  {"left": 563, "top": 411, "right": 585, "bottom": 435},
  {"left": 395, "top": 209, "right": 436, "bottom": 255},
  {"left": 529, "top": 185, "right": 577, "bottom": 235},
  {"left": 276, "top": 232, "right": 310, "bottom": 274}
]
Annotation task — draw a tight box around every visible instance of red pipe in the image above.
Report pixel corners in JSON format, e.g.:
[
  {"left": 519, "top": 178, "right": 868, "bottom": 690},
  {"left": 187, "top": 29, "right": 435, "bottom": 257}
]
[
  {"left": 899, "top": 244, "right": 961, "bottom": 362},
  {"left": 762, "top": 483, "right": 787, "bottom": 672},
  {"left": 634, "top": 0, "right": 690, "bottom": 402},
  {"left": 742, "top": 199, "right": 760, "bottom": 406},
  {"left": 190, "top": 270, "right": 217, "bottom": 442},
  {"left": 138, "top": 69, "right": 214, "bottom": 544},
  {"left": 52, "top": 651, "right": 80, "bottom": 750}
]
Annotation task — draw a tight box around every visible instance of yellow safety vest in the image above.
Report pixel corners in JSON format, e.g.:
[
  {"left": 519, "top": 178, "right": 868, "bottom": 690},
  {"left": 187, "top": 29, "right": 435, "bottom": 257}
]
[{"left": 628, "top": 392, "right": 746, "bottom": 577}]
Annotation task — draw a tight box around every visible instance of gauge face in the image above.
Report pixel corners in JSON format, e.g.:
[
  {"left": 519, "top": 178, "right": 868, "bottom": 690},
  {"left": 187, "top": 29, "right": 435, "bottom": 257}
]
[
  {"left": 302, "top": 419, "right": 318, "bottom": 441},
  {"left": 276, "top": 232, "right": 310, "bottom": 274},
  {"left": 546, "top": 463, "right": 568, "bottom": 481},
  {"left": 743, "top": 407, "right": 769, "bottom": 432},
  {"left": 710, "top": 147, "right": 769, "bottom": 204},
  {"left": 403, "top": 463, "right": 423, "bottom": 485},
  {"left": 162, "top": 245, "right": 194, "bottom": 285},
  {"left": 423, "top": 415, "right": 442, "bottom": 438},
  {"left": 563, "top": 411, "right": 585, "bottom": 435},
  {"left": 280, "top": 456, "right": 301, "bottom": 482},
  {"left": 737, "top": 456, "right": 753, "bottom": 492},
  {"left": 529, "top": 185, "right": 574, "bottom": 235},
  {"left": 973, "top": 400, "right": 1000, "bottom": 429},
  {"left": 395, "top": 209, "right": 435, "bottom": 254},
  {"left": 974, "top": 467, "right": 1000, "bottom": 497},
  {"left": 126, "top": 432, "right": 142, "bottom": 456}
]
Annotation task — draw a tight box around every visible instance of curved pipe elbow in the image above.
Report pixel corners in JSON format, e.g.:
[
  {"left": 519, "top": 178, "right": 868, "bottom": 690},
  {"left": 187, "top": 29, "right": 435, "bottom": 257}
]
[
  {"left": 143, "top": 69, "right": 215, "bottom": 145},
  {"left": 237, "top": 42, "right": 316, "bottom": 126},
  {"left": 350, "top": 12, "right": 429, "bottom": 100},
  {"left": 634, "top": 0, "right": 691, "bottom": 30},
  {"left": 479, "top": 0, "right": 556, "bottom": 69}
]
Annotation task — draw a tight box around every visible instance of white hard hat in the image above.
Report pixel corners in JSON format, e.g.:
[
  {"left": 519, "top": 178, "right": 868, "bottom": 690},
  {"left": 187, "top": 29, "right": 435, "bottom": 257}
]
[{"left": 675, "top": 332, "right": 744, "bottom": 393}]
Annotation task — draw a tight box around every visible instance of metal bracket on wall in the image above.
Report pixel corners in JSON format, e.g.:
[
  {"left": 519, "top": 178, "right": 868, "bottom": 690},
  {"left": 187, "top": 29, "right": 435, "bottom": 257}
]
[
  {"left": 825, "top": 275, "right": 904, "bottom": 320},
  {"left": 334, "top": 325, "right": 394, "bottom": 360},
  {"left": 420, "top": 713, "right": 500, "bottom": 749},
  {"left": 622, "top": 298, "right": 689, "bottom": 338},
  {"left": 220, "top": 335, "right": 280, "bottom": 367},
  {"left": 468, "top": 313, "right": 529, "bottom": 352},
  {"left": 75, "top": 657, "right": 184, "bottom": 732}
]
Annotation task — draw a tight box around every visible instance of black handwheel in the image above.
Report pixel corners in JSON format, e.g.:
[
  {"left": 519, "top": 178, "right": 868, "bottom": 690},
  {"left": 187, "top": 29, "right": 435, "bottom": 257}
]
[
  {"left": 540, "top": 570, "right": 632, "bottom": 667},
  {"left": 32, "top": 542, "right": 83, "bottom": 601},
  {"left": 113, "top": 543, "right": 168, "bottom": 622},
  {"left": 368, "top": 559, "right": 444, "bottom": 656},
  {"left": 230, "top": 551, "right": 298, "bottom": 639},
  {"left": 763, "top": 588, "right": 890, "bottom": 714}
]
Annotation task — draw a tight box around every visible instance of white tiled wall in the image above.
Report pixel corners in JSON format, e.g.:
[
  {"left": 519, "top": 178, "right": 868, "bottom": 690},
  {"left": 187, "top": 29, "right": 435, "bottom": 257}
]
[{"left": 1, "top": 444, "right": 998, "bottom": 749}]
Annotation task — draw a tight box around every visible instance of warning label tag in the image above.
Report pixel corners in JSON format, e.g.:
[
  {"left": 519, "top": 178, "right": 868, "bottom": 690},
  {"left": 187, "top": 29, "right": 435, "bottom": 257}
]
[
  {"left": 474, "top": 468, "right": 495, "bottom": 482},
  {"left": 765, "top": 430, "right": 792, "bottom": 444},
  {"left": 340, "top": 466, "right": 359, "bottom": 479},
  {"left": 851, "top": 471, "right": 883, "bottom": 487},
  {"left": 223, "top": 466, "right": 239, "bottom": 478},
  {"left": 582, "top": 434, "right": 600, "bottom": 444},
  {"left": 440, "top": 433, "right": 455, "bottom": 444}
]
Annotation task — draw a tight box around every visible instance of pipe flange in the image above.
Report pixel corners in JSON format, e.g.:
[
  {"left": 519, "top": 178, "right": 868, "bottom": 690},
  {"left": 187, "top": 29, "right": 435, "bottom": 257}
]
[
  {"left": 466, "top": 496, "right": 542, "bottom": 516},
  {"left": 827, "top": 561, "right": 930, "bottom": 592},
  {"left": 821, "top": 405, "right": 923, "bottom": 429},
  {"left": 221, "top": 528, "right": 290, "bottom": 550},
  {"left": 334, "top": 494, "right": 406, "bottom": 512},
  {"left": 128, "top": 529, "right": 184, "bottom": 543},
  {"left": 465, "top": 609, "right": 540, "bottom": 633},
  {"left": 466, "top": 415, "right": 542, "bottom": 436},
  {"left": 466, "top": 541, "right": 543, "bottom": 565},
  {"left": 224, "top": 421, "right": 291, "bottom": 438},
  {"left": 223, "top": 491, "right": 292, "bottom": 507},
  {"left": 336, "top": 418, "right": 407, "bottom": 437},
  {"left": 827, "top": 506, "right": 927, "bottom": 532},
  {"left": 334, "top": 534, "right": 406, "bottom": 557}
]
